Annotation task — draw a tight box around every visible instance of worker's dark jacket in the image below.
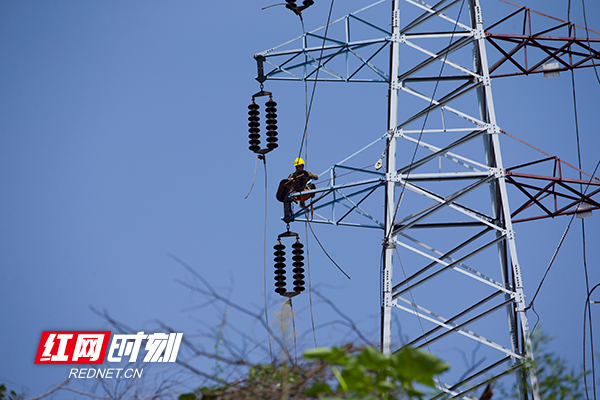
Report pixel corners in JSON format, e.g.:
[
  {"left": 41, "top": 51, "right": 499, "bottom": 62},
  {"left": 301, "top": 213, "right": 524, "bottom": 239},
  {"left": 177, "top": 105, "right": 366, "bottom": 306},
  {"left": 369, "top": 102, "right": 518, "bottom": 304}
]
[{"left": 276, "top": 170, "right": 317, "bottom": 202}]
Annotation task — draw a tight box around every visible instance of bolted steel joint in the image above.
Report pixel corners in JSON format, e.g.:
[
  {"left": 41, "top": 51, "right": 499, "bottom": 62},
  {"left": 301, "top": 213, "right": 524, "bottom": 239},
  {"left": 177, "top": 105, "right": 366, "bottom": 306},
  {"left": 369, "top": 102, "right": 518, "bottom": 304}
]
[
  {"left": 488, "top": 167, "right": 504, "bottom": 178},
  {"left": 386, "top": 172, "right": 401, "bottom": 182},
  {"left": 473, "top": 28, "right": 486, "bottom": 40},
  {"left": 391, "top": 32, "right": 405, "bottom": 43},
  {"left": 478, "top": 75, "right": 492, "bottom": 86},
  {"left": 485, "top": 123, "right": 501, "bottom": 134}
]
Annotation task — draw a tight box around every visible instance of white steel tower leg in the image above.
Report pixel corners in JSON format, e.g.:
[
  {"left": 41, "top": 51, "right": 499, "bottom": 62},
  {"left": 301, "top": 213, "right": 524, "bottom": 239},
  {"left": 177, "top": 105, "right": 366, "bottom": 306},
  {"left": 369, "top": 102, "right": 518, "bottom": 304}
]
[
  {"left": 470, "top": 0, "right": 540, "bottom": 398},
  {"left": 382, "top": 0, "right": 400, "bottom": 357}
]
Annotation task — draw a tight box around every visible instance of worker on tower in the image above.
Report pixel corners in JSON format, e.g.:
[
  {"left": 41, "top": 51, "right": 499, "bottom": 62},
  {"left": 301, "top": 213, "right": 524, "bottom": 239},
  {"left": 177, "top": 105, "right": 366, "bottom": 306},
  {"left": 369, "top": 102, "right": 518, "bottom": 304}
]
[
  {"left": 277, "top": 158, "right": 318, "bottom": 220},
  {"left": 288, "top": 157, "right": 318, "bottom": 194}
]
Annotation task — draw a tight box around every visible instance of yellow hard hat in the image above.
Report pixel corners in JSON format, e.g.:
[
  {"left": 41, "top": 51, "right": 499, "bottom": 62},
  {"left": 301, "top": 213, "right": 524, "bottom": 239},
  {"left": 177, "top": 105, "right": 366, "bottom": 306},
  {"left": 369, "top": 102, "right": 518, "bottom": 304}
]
[{"left": 294, "top": 157, "right": 305, "bottom": 166}]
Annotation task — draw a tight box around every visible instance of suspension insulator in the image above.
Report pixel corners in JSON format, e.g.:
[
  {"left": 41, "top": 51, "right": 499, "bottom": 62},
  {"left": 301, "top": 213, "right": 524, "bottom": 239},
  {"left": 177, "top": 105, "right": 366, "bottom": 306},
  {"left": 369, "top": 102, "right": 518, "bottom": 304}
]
[
  {"left": 292, "top": 240, "right": 304, "bottom": 254},
  {"left": 265, "top": 98, "right": 278, "bottom": 150},
  {"left": 248, "top": 102, "right": 261, "bottom": 152},
  {"left": 248, "top": 102, "right": 259, "bottom": 116},
  {"left": 273, "top": 235, "right": 307, "bottom": 296},
  {"left": 302, "top": 0, "right": 314, "bottom": 8},
  {"left": 247, "top": 95, "right": 280, "bottom": 154},
  {"left": 293, "top": 280, "right": 305, "bottom": 292},
  {"left": 266, "top": 138, "right": 278, "bottom": 151},
  {"left": 292, "top": 244, "right": 304, "bottom": 265},
  {"left": 274, "top": 241, "right": 285, "bottom": 252},
  {"left": 265, "top": 100, "right": 277, "bottom": 112},
  {"left": 265, "top": 134, "right": 278, "bottom": 150},
  {"left": 292, "top": 256, "right": 304, "bottom": 265},
  {"left": 291, "top": 240, "right": 306, "bottom": 292},
  {"left": 273, "top": 241, "right": 287, "bottom": 295},
  {"left": 293, "top": 277, "right": 305, "bottom": 291}
]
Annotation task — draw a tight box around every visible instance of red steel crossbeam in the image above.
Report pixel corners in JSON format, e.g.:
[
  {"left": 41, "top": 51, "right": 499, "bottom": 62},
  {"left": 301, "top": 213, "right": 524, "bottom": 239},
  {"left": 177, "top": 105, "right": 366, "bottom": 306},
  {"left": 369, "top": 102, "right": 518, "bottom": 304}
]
[
  {"left": 484, "top": 2, "right": 600, "bottom": 78},
  {"left": 504, "top": 156, "right": 600, "bottom": 223}
]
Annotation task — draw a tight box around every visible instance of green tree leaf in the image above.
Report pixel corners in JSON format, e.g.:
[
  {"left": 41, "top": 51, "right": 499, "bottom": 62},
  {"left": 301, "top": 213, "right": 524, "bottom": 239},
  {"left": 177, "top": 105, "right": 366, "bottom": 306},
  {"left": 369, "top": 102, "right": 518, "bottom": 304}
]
[
  {"left": 304, "top": 381, "right": 332, "bottom": 397},
  {"left": 391, "top": 347, "right": 449, "bottom": 387},
  {"left": 356, "top": 346, "right": 390, "bottom": 370}
]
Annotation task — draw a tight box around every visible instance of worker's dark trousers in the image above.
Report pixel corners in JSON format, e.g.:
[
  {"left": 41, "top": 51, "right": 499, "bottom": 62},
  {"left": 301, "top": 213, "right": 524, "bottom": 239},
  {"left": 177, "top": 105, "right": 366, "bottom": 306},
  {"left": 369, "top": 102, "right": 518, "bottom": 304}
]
[{"left": 283, "top": 201, "right": 294, "bottom": 223}]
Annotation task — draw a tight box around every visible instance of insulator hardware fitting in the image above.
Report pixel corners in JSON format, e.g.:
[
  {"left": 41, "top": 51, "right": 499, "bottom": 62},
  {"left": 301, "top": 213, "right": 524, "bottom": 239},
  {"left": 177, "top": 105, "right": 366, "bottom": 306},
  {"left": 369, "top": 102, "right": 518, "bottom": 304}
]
[{"left": 285, "top": 0, "right": 314, "bottom": 16}]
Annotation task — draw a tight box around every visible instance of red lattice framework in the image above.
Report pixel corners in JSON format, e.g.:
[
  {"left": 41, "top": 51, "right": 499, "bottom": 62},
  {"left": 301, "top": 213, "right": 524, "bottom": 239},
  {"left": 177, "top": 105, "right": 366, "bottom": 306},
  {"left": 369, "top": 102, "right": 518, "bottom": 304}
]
[
  {"left": 506, "top": 155, "right": 600, "bottom": 223},
  {"left": 485, "top": 0, "right": 600, "bottom": 78}
]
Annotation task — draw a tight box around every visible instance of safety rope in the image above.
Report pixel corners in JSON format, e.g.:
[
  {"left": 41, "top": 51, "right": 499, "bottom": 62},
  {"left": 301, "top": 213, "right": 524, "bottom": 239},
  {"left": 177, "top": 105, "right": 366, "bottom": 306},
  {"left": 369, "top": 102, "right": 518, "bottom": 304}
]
[
  {"left": 304, "top": 216, "right": 318, "bottom": 348},
  {"left": 245, "top": 154, "right": 259, "bottom": 199},
  {"left": 289, "top": 297, "right": 298, "bottom": 364},
  {"left": 584, "top": 283, "right": 600, "bottom": 400},
  {"left": 566, "top": 33, "right": 597, "bottom": 397},
  {"left": 262, "top": 157, "right": 273, "bottom": 362},
  {"left": 306, "top": 218, "right": 351, "bottom": 279}
]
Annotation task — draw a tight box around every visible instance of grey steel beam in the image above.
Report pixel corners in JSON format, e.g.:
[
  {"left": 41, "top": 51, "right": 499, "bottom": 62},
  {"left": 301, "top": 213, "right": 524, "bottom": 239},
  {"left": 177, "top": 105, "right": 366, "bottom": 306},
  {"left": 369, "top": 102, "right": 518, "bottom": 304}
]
[
  {"left": 392, "top": 233, "right": 506, "bottom": 296},
  {"left": 403, "top": 290, "right": 504, "bottom": 348}
]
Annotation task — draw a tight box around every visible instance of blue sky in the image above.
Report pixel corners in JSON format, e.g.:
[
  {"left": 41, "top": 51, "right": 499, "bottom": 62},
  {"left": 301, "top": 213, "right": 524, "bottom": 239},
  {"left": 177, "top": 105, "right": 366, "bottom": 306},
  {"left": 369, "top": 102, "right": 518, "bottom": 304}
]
[{"left": 0, "top": 0, "right": 599, "bottom": 397}]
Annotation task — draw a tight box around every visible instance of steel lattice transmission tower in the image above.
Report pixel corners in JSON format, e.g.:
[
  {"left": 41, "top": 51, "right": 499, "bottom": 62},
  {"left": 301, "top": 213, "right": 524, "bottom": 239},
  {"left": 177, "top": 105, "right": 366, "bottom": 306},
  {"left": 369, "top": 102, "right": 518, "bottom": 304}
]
[{"left": 253, "top": 0, "right": 600, "bottom": 398}]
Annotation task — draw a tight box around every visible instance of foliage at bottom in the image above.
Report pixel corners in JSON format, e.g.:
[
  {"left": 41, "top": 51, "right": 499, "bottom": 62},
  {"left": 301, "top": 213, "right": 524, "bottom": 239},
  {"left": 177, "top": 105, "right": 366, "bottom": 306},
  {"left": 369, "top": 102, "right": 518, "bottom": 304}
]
[{"left": 179, "top": 344, "right": 449, "bottom": 400}]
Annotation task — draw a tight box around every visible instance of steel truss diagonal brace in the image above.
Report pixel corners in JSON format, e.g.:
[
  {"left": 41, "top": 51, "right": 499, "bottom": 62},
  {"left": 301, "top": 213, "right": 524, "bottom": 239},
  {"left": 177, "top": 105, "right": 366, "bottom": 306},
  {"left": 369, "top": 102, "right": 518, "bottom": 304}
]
[
  {"left": 398, "top": 82, "right": 486, "bottom": 128},
  {"left": 391, "top": 177, "right": 502, "bottom": 235},
  {"left": 403, "top": 290, "right": 505, "bottom": 348},
  {"left": 406, "top": 0, "right": 472, "bottom": 31},
  {"left": 393, "top": 227, "right": 493, "bottom": 291},
  {"left": 397, "top": 232, "right": 511, "bottom": 293},
  {"left": 401, "top": 0, "right": 464, "bottom": 34},
  {"left": 430, "top": 357, "right": 520, "bottom": 400},
  {"left": 392, "top": 233, "right": 508, "bottom": 297},
  {"left": 393, "top": 297, "right": 523, "bottom": 359},
  {"left": 397, "top": 129, "right": 488, "bottom": 173}
]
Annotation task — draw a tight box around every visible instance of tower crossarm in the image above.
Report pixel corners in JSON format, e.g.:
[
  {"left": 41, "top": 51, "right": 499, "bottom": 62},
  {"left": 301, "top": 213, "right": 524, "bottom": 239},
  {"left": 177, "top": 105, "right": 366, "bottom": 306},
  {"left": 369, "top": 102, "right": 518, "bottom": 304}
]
[
  {"left": 504, "top": 156, "right": 600, "bottom": 222},
  {"left": 255, "top": 7, "right": 392, "bottom": 83},
  {"left": 484, "top": 3, "right": 600, "bottom": 78}
]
